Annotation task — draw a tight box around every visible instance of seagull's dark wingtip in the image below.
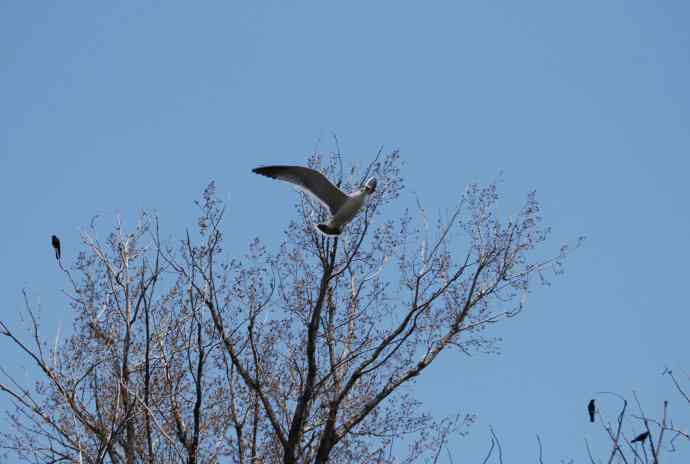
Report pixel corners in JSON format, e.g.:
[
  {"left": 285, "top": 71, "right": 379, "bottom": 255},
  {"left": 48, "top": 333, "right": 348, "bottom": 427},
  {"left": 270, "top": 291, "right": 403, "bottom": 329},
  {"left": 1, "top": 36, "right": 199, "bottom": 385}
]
[{"left": 252, "top": 166, "right": 279, "bottom": 179}]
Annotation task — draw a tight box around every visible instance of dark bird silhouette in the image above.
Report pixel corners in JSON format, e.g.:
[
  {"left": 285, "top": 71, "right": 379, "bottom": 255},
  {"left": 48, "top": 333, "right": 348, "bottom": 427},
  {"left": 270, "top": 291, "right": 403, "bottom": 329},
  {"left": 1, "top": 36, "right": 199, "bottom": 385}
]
[
  {"left": 51, "top": 235, "right": 61, "bottom": 260},
  {"left": 588, "top": 399, "right": 596, "bottom": 423},
  {"left": 631, "top": 431, "right": 650, "bottom": 444}
]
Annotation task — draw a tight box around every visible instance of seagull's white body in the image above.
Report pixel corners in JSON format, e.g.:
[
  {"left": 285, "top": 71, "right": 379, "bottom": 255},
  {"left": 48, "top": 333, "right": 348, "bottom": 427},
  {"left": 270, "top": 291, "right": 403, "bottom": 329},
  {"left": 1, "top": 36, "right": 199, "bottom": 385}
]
[
  {"left": 329, "top": 189, "right": 367, "bottom": 230},
  {"left": 252, "top": 165, "right": 376, "bottom": 236}
]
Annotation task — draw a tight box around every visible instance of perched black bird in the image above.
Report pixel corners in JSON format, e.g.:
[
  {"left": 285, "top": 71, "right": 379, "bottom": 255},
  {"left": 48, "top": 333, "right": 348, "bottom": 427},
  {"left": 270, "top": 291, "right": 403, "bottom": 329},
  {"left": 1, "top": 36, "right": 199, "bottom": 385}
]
[
  {"left": 51, "top": 235, "right": 61, "bottom": 260},
  {"left": 588, "top": 399, "right": 596, "bottom": 423},
  {"left": 631, "top": 431, "right": 650, "bottom": 444}
]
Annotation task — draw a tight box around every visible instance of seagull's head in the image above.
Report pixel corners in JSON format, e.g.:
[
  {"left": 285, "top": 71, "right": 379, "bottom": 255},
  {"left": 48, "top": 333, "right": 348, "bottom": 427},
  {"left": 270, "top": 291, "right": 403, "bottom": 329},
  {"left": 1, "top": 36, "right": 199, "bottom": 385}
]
[{"left": 364, "top": 177, "right": 377, "bottom": 194}]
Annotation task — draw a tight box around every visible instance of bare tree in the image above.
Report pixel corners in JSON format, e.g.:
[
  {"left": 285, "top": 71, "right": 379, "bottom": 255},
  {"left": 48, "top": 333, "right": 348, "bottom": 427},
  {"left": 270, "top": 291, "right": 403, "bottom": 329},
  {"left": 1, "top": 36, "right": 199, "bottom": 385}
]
[
  {"left": 584, "top": 371, "right": 690, "bottom": 464},
  {"left": 1, "top": 150, "right": 571, "bottom": 463},
  {"left": 475, "top": 371, "right": 690, "bottom": 463}
]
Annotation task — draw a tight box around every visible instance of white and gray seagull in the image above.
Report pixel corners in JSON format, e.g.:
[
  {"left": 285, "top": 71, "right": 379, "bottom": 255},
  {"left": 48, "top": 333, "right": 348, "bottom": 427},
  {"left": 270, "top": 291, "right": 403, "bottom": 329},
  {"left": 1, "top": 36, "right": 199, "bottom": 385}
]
[{"left": 252, "top": 165, "right": 377, "bottom": 236}]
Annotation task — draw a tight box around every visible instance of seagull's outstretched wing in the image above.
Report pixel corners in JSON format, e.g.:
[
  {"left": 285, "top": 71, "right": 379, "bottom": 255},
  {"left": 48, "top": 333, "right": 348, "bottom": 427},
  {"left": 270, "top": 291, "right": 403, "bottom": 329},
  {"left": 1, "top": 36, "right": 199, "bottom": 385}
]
[{"left": 252, "top": 166, "right": 348, "bottom": 215}]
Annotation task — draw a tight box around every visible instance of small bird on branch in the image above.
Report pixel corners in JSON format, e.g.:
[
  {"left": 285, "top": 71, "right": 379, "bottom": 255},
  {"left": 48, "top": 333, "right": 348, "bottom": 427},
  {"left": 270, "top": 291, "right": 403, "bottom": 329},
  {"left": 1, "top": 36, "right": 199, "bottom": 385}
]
[
  {"left": 51, "top": 235, "right": 61, "bottom": 260},
  {"left": 588, "top": 399, "right": 596, "bottom": 423},
  {"left": 631, "top": 431, "right": 650, "bottom": 444}
]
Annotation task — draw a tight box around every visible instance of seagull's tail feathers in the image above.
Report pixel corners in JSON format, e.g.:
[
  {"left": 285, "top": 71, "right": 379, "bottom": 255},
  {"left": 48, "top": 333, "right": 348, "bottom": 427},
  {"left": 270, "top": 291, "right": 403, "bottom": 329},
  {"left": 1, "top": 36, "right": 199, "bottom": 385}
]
[{"left": 315, "top": 223, "right": 342, "bottom": 237}]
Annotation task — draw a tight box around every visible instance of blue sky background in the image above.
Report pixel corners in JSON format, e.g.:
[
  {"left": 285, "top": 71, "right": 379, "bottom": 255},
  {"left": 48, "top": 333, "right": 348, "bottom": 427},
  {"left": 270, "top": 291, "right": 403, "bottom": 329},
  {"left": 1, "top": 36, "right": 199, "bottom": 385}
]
[{"left": 2, "top": 1, "right": 689, "bottom": 462}]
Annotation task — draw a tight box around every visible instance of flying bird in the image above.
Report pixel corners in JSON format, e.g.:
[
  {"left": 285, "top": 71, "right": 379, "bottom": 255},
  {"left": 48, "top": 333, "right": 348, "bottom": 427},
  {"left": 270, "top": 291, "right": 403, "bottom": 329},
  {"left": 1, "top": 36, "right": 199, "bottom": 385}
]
[
  {"left": 51, "top": 235, "right": 61, "bottom": 260},
  {"left": 252, "top": 165, "right": 377, "bottom": 236},
  {"left": 631, "top": 431, "right": 650, "bottom": 444},
  {"left": 588, "top": 399, "right": 596, "bottom": 423}
]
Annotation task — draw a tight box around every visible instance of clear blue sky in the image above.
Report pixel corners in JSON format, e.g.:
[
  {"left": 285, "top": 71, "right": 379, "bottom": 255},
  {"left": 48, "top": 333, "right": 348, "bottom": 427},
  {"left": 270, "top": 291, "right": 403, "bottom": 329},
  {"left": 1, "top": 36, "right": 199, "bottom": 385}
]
[{"left": 2, "top": 1, "right": 689, "bottom": 461}]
